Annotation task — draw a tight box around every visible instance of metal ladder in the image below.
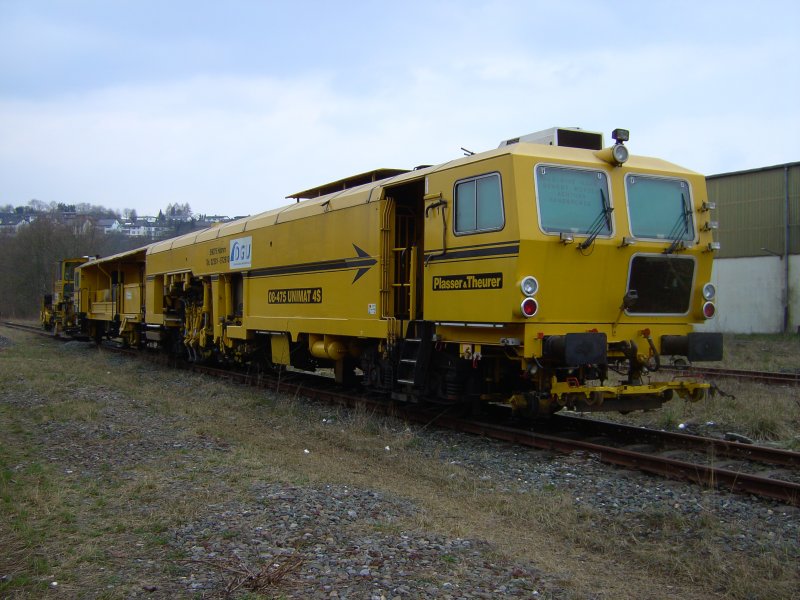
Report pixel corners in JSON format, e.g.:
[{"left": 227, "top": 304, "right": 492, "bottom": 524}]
[{"left": 396, "top": 321, "right": 434, "bottom": 388}]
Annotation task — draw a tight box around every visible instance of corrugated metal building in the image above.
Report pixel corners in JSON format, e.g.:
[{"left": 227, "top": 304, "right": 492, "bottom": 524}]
[
  {"left": 701, "top": 162, "right": 799, "bottom": 333},
  {"left": 708, "top": 162, "right": 800, "bottom": 258}
]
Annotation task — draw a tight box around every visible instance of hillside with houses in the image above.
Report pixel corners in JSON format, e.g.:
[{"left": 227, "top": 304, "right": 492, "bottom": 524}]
[
  {"left": 0, "top": 201, "right": 238, "bottom": 239},
  {"left": 0, "top": 200, "right": 242, "bottom": 318}
]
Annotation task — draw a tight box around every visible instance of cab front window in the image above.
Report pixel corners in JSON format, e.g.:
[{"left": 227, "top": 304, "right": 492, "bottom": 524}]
[
  {"left": 64, "top": 262, "right": 77, "bottom": 281},
  {"left": 535, "top": 165, "right": 612, "bottom": 235},
  {"left": 626, "top": 174, "right": 694, "bottom": 242}
]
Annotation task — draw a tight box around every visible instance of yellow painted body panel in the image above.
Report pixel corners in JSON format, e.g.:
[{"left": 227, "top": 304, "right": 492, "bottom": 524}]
[
  {"left": 76, "top": 247, "right": 148, "bottom": 343},
  {"left": 419, "top": 147, "right": 714, "bottom": 357},
  {"left": 88, "top": 301, "right": 114, "bottom": 320},
  {"left": 41, "top": 257, "right": 89, "bottom": 334},
  {"left": 146, "top": 198, "right": 389, "bottom": 343},
  {"left": 122, "top": 283, "right": 142, "bottom": 317}
]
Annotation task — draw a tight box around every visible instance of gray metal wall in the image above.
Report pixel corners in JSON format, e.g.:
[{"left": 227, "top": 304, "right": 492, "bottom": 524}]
[
  {"left": 703, "top": 162, "right": 799, "bottom": 333},
  {"left": 696, "top": 255, "right": 799, "bottom": 334},
  {"left": 707, "top": 162, "right": 800, "bottom": 259}
]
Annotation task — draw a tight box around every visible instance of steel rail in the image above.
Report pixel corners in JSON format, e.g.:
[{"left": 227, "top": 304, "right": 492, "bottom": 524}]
[
  {"left": 417, "top": 416, "right": 800, "bottom": 507},
  {"left": 3, "top": 321, "right": 57, "bottom": 335},
  {"left": 551, "top": 414, "right": 800, "bottom": 468},
  {"left": 3, "top": 320, "right": 91, "bottom": 342},
  {"left": 662, "top": 365, "right": 800, "bottom": 386}
]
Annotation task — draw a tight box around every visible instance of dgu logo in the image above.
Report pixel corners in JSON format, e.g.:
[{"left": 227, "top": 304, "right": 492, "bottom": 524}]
[
  {"left": 230, "top": 241, "right": 250, "bottom": 261},
  {"left": 229, "top": 236, "right": 252, "bottom": 269}
]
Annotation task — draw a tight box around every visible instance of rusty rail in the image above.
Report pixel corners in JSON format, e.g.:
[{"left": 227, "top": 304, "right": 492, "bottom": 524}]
[
  {"left": 552, "top": 414, "right": 800, "bottom": 468},
  {"left": 663, "top": 365, "right": 800, "bottom": 386},
  {"left": 422, "top": 416, "right": 800, "bottom": 507}
]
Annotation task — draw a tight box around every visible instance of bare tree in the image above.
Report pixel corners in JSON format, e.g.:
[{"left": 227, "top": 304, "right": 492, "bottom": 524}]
[{"left": 0, "top": 215, "right": 145, "bottom": 318}]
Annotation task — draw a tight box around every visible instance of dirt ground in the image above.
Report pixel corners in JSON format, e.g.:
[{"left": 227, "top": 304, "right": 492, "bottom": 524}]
[{"left": 1, "top": 327, "right": 798, "bottom": 599}]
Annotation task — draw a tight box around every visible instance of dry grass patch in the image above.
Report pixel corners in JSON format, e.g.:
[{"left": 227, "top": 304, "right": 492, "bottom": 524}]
[
  {"left": 717, "top": 333, "right": 800, "bottom": 372},
  {"left": 0, "top": 454, "right": 55, "bottom": 595},
  {"left": 606, "top": 381, "right": 800, "bottom": 446},
  {"left": 1, "top": 326, "right": 798, "bottom": 599},
  {"left": 598, "top": 332, "right": 800, "bottom": 446}
]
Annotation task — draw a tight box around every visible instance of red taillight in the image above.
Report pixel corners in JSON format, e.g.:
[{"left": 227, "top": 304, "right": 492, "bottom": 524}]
[
  {"left": 521, "top": 297, "right": 538, "bottom": 318},
  {"left": 702, "top": 301, "right": 716, "bottom": 319}
]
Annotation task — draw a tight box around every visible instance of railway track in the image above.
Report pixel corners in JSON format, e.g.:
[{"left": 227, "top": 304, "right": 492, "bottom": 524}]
[
  {"left": 551, "top": 413, "right": 800, "bottom": 467},
  {"left": 185, "top": 361, "right": 800, "bottom": 507},
  {"left": 2, "top": 320, "right": 93, "bottom": 342},
  {"left": 3, "top": 320, "right": 66, "bottom": 336},
  {"left": 5, "top": 321, "right": 800, "bottom": 506},
  {"left": 7, "top": 321, "right": 797, "bottom": 386},
  {"left": 411, "top": 413, "right": 800, "bottom": 507},
  {"left": 663, "top": 364, "right": 800, "bottom": 386}
]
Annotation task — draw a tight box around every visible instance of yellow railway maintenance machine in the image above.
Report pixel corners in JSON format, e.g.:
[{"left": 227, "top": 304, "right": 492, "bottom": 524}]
[
  {"left": 123, "top": 127, "right": 720, "bottom": 415},
  {"left": 41, "top": 257, "right": 90, "bottom": 336},
  {"left": 75, "top": 247, "right": 150, "bottom": 346}
]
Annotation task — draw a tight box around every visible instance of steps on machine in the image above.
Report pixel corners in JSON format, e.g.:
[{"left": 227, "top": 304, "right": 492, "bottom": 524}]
[{"left": 396, "top": 321, "right": 434, "bottom": 387}]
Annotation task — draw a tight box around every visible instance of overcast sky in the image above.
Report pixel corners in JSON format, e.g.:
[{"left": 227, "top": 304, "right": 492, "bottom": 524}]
[{"left": 1, "top": 0, "right": 798, "bottom": 218}]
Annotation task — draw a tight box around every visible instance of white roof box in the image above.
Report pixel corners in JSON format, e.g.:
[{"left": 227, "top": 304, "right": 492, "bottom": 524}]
[{"left": 499, "top": 127, "right": 604, "bottom": 150}]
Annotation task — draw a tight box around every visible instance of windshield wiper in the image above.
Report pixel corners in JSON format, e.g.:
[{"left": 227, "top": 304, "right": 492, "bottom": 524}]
[
  {"left": 578, "top": 189, "right": 613, "bottom": 250},
  {"left": 663, "top": 193, "right": 692, "bottom": 254}
]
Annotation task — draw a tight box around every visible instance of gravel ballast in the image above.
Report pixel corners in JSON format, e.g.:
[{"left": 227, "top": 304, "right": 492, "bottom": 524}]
[{"left": 1, "top": 334, "right": 798, "bottom": 598}]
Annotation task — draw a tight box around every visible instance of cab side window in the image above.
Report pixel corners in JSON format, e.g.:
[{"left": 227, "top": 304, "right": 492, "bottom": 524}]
[{"left": 454, "top": 173, "right": 504, "bottom": 234}]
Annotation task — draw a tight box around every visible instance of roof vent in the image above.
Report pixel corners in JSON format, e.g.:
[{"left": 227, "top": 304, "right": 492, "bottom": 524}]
[{"left": 499, "top": 127, "right": 604, "bottom": 150}]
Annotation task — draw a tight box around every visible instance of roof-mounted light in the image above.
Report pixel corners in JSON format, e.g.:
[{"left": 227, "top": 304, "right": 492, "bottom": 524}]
[
  {"left": 612, "top": 128, "right": 630, "bottom": 143},
  {"left": 611, "top": 144, "right": 629, "bottom": 164},
  {"left": 595, "top": 128, "right": 629, "bottom": 166}
]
